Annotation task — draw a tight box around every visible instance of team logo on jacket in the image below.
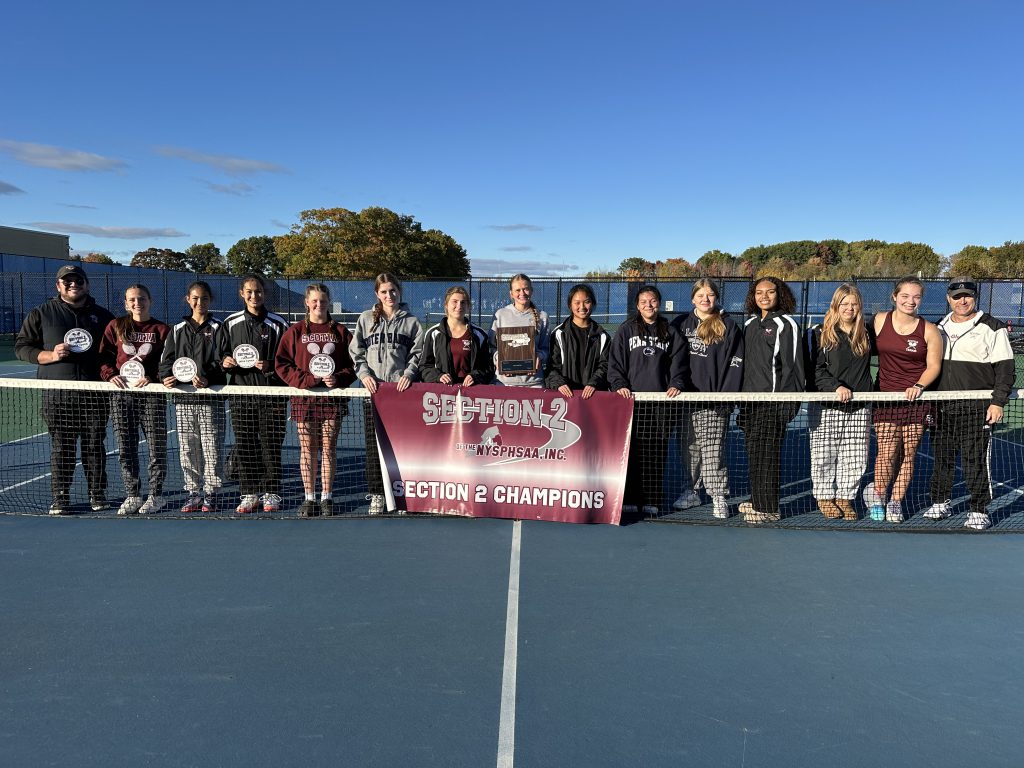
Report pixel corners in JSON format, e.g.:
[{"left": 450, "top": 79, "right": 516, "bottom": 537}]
[{"left": 906, "top": 340, "right": 919, "bottom": 353}]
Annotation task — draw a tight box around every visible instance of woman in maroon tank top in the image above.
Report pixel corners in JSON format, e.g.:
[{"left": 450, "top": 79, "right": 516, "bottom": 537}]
[{"left": 869, "top": 277, "right": 942, "bottom": 523}]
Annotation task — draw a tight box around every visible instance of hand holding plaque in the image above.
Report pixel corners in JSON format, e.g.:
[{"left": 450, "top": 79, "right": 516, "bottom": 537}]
[{"left": 496, "top": 325, "right": 536, "bottom": 376}]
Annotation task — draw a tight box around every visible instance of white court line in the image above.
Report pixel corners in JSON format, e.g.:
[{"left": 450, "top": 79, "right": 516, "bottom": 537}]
[
  {"left": 988, "top": 487, "right": 1024, "bottom": 511},
  {"left": 496, "top": 519, "right": 522, "bottom": 768},
  {"left": 0, "top": 448, "right": 119, "bottom": 494}
]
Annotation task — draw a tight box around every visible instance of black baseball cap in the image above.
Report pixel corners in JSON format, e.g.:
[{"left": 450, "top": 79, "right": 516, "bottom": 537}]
[
  {"left": 947, "top": 278, "right": 977, "bottom": 298},
  {"left": 56, "top": 264, "right": 88, "bottom": 282}
]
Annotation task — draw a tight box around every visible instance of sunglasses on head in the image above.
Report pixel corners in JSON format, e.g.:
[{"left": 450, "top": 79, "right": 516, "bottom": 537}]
[{"left": 60, "top": 276, "right": 85, "bottom": 286}]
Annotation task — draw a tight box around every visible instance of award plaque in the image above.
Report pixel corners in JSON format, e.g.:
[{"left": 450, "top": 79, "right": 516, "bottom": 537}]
[
  {"left": 496, "top": 325, "right": 536, "bottom": 375},
  {"left": 233, "top": 343, "right": 259, "bottom": 369},
  {"left": 172, "top": 357, "right": 199, "bottom": 383},
  {"left": 309, "top": 354, "right": 336, "bottom": 378},
  {"left": 120, "top": 360, "right": 145, "bottom": 384},
  {"left": 63, "top": 328, "right": 93, "bottom": 353}
]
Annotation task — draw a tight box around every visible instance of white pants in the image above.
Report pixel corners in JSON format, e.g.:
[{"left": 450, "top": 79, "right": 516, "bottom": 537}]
[
  {"left": 808, "top": 403, "right": 869, "bottom": 500},
  {"left": 684, "top": 407, "right": 730, "bottom": 497},
  {"left": 175, "top": 400, "right": 225, "bottom": 494}
]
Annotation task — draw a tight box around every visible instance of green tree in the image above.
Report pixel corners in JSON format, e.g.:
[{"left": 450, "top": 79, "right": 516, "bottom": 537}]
[
  {"left": 616, "top": 257, "right": 655, "bottom": 276},
  {"left": 275, "top": 207, "right": 470, "bottom": 279},
  {"left": 654, "top": 258, "right": 696, "bottom": 278},
  {"left": 988, "top": 241, "right": 1024, "bottom": 277},
  {"left": 185, "top": 242, "right": 228, "bottom": 274},
  {"left": 226, "top": 235, "right": 282, "bottom": 276},
  {"left": 83, "top": 252, "right": 115, "bottom": 265},
  {"left": 948, "top": 245, "right": 994, "bottom": 278},
  {"left": 131, "top": 248, "right": 188, "bottom": 270},
  {"left": 695, "top": 249, "right": 737, "bottom": 277}
]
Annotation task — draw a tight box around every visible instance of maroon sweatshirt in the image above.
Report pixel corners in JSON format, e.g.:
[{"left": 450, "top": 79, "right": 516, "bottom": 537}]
[{"left": 99, "top": 317, "right": 170, "bottom": 382}]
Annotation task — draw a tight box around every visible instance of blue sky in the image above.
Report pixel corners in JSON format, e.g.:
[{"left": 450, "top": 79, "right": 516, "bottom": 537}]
[{"left": 2, "top": 0, "right": 1022, "bottom": 275}]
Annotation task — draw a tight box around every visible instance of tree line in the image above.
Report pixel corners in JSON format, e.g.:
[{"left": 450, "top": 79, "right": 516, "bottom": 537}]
[
  {"left": 595, "top": 239, "right": 1024, "bottom": 281},
  {"left": 77, "top": 206, "right": 1021, "bottom": 280},
  {"left": 109, "top": 207, "right": 471, "bottom": 279}
]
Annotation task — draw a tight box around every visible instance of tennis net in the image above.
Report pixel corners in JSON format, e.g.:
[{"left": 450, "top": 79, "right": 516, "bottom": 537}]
[{"left": 0, "top": 378, "right": 1021, "bottom": 530}]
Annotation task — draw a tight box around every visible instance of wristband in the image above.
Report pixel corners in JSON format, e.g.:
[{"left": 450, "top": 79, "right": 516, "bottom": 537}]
[{"left": 912, "top": 383, "right": 924, "bottom": 390}]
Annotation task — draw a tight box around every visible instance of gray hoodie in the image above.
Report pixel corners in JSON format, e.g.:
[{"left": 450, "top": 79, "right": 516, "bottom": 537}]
[
  {"left": 489, "top": 304, "right": 550, "bottom": 387},
  {"left": 350, "top": 303, "right": 424, "bottom": 383}
]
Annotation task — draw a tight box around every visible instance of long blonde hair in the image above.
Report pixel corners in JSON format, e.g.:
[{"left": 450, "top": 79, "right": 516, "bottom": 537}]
[
  {"left": 509, "top": 273, "right": 541, "bottom": 329},
  {"left": 821, "top": 283, "right": 869, "bottom": 356},
  {"left": 691, "top": 279, "right": 726, "bottom": 346}
]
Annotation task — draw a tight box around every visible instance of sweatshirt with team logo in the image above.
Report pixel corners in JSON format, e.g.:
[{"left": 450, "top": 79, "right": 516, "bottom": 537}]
[{"left": 98, "top": 316, "right": 170, "bottom": 382}]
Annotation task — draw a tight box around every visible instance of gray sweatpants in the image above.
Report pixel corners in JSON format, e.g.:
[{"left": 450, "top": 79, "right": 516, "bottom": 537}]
[
  {"left": 175, "top": 399, "right": 225, "bottom": 494},
  {"left": 808, "top": 403, "right": 870, "bottom": 500}
]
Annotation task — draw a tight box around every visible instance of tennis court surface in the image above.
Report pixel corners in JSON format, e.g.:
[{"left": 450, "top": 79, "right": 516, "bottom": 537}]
[{"left": 3, "top": 514, "right": 1023, "bottom": 767}]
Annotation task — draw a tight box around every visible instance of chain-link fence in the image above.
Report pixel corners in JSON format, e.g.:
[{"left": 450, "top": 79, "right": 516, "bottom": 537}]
[{"left": 4, "top": 273, "right": 1024, "bottom": 338}]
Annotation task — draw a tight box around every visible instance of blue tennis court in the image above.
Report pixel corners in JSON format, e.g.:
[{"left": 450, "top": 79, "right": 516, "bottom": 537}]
[{"left": 2, "top": 515, "right": 1023, "bottom": 766}]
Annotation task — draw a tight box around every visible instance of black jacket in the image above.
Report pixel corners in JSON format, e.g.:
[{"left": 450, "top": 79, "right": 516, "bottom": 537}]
[
  {"left": 808, "top": 324, "right": 872, "bottom": 394},
  {"left": 741, "top": 311, "right": 806, "bottom": 393},
  {"left": 545, "top": 318, "right": 610, "bottom": 391},
  {"left": 15, "top": 295, "right": 115, "bottom": 381},
  {"left": 215, "top": 307, "right": 289, "bottom": 387},
  {"left": 420, "top": 319, "right": 494, "bottom": 384},
  {"left": 608, "top": 317, "right": 689, "bottom": 393},
  {"left": 670, "top": 311, "right": 744, "bottom": 392},
  {"left": 159, "top": 315, "right": 226, "bottom": 385}
]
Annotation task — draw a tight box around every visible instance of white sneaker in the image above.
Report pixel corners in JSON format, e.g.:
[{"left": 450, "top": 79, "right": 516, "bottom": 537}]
[
  {"left": 118, "top": 496, "right": 143, "bottom": 516},
  {"left": 712, "top": 496, "right": 729, "bottom": 519},
  {"left": 739, "top": 502, "right": 780, "bottom": 524},
  {"left": 367, "top": 494, "right": 385, "bottom": 515},
  {"left": 885, "top": 500, "right": 904, "bottom": 523},
  {"left": 964, "top": 511, "right": 991, "bottom": 530},
  {"left": 262, "top": 493, "right": 282, "bottom": 513},
  {"left": 672, "top": 490, "right": 701, "bottom": 510},
  {"left": 236, "top": 494, "right": 260, "bottom": 514},
  {"left": 923, "top": 502, "right": 951, "bottom": 520},
  {"left": 641, "top": 505, "right": 659, "bottom": 516},
  {"left": 138, "top": 495, "right": 165, "bottom": 515}
]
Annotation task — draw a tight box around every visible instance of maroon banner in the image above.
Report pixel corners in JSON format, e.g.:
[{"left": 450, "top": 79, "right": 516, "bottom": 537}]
[{"left": 372, "top": 383, "right": 633, "bottom": 524}]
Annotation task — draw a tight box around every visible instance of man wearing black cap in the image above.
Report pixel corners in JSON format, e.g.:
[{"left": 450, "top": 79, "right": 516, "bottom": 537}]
[
  {"left": 923, "top": 277, "right": 1015, "bottom": 530},
  {"left": 15, "top": 264, "right": 116, "bottom": 514}
]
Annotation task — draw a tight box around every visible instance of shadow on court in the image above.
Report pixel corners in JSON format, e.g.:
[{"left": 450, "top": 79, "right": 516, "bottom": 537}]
[{"left": 2, "top": 515, "right": 1023, "bottom": 767}]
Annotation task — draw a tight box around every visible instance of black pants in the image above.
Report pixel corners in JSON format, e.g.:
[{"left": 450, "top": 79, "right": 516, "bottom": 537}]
[
  {"left": 42, "top": 389, "right": 110, "bottom": 500},
  {"left": 362, "top": 399, "right": 384, "bottom": 496},
  {"left": 229, "top": 396, "right": 287, "bottom": 496},
  {"left": 112, "top": 391, "right": 167, "bottom": 497},
  {"left": 738, "top": 402, "right": 798, "bottom": 516},
  {"left": 930, "top": 401, "right": 992, "bottom": 514},
  {"left": 624, "top": 402, "right": 669, "bottom": 509}
]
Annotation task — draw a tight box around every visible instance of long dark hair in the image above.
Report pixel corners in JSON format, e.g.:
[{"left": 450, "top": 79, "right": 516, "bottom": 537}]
[
  {"left": 743, "top": 276, "right": 796, "bottom": 315},
  {"left": 372, "top": 273, "right": 402, "bottom": 327},
  {"left": 632, "top": 284, "right": 669, "bottom": 342}
]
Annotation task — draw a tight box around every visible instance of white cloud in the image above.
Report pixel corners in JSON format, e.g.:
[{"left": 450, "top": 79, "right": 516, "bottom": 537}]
[
  {"left": 486, "top": 223, "right": 546, "bottom": 232},
  {"left": 25, "top": 222, "right": 188, "bottom": 239},
  {"left": 0, "top": 180, "right": 25, "bottom": 195},
  {"left": 499, "top": 246, "right": 534, "bottom": 252},
  {"left": 470, "top": 258, "right": 580, "bottom": 277},
  {"left": 0, "top": 139, "right": 126, "bottom": 172},
  {"left": 156, "top": 145, "right": 288, "bottom": 176},
  {"left": 204, "top": 180, "right": 256, "bottom": 196}
]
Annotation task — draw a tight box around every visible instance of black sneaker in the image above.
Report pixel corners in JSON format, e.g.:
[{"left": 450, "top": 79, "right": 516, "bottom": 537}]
[
  {"left": 297, "top": 499, "right": 317, "bottom": 518},
  {"left": 90, "top": 495, "right": 110, "bottom": 512},
  {"left": 319, "top": 498, "right": 333, "bottom": 517},
  {"left": 49, "top": 496, "right": 70, "bottom": 516}
]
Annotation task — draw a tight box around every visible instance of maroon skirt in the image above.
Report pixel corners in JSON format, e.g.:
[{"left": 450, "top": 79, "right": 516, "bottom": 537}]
[{"left": 872, "top": 401, "right": 933, "bottom": 427}]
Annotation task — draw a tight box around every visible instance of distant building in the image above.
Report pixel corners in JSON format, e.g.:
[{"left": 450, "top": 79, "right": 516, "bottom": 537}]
[{"left": 0, "top": 225, "right": 70, "bottom": 263}]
